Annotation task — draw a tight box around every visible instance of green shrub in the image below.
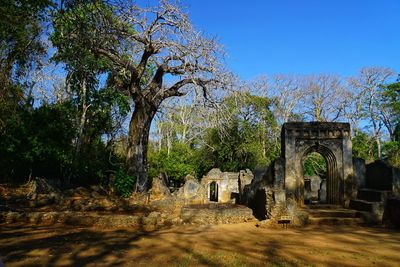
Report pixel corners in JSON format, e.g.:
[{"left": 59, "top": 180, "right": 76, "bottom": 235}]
[
  {"left": 384, "top": 141, "right": 400, "bottom": 168},
  {"left": 114, "top": 168, "right": 135, "bottom": 197},
  {"left": 149, "top": 142, "right": 197, "bottom": 183}
]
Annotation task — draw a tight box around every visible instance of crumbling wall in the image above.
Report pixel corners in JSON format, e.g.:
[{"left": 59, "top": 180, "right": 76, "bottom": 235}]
[
  {"left": 243, "top": 158, "right": 285, "bottom": 220},
  {"left": 201, "top": 168, "right": 254, "bottom": 203}
]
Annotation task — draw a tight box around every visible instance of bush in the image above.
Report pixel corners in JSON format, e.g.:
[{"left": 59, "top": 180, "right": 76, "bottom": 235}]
[
  {"left": 114, "top": 168, "right": 135, "bottom": 197},
  {"left": 0, "top": 103, "right": 76, "bottom": 182},
  {"left": 149, "top": 142, "right": 197, "bottom": 183},
  {"left": 352, "top": 131, "right": 378, "bottom": 162},
  {"left": 384, "top": 141, "right": 400, "bottom": 168}
]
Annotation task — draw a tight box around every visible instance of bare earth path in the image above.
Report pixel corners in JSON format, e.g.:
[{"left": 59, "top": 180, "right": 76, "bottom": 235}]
[{"left": 1, "top": 222, "right": 400, "bottom": 267}]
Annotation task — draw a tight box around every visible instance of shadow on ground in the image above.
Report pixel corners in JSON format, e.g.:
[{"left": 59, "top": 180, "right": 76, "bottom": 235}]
[{"left": 1, "top": 222, "right": 400, "bottom": 266}]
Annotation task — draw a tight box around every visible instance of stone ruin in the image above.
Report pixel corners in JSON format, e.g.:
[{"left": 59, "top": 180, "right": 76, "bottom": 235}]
[
  {"left": 243, "top": 122, "right": 353, "bottom": 219},
  {"left": 3, "top": 121, "right": 399, "bottom": 228},
  {"left": 350, "top": 159, "right": 400, "bottom": 225},
  {"left": 147, "top": 169, "right": 256, "bottom": 225},
  {"left": 201, "top": 168, "right": 254, "bottom": 203},
  {"left": 243, "top": 122, "right": 400, "bottom": 226},
  {"left": 149, "top": 121, "right": 400, "bottom": 227},
  {"left": 281, "top": 122, "right": 353, "bottom": 205},
  {"left": 150, "top": 168, "right": 254, "bottom": 205}
]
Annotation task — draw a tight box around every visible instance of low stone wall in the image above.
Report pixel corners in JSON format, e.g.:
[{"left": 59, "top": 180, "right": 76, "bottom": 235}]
[
  {"left": 1, "top": 177, "right": 258, "bottom": 229},
  {"left": 0, "top": 203, "right": 255, "bottom": 229},
  {"left": 0, "top": 211, "right": 145, "bottom": 228},
  {"left": 180, "top": 204, "right": 254, "bottom": 225}
]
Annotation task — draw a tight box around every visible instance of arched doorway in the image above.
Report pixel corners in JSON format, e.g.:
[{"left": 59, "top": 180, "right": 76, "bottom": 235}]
[
  {"left": 302, "top": 152, "right": 327, "bottom": 204},
  {"left": 301, "top": 145, "right": 340, "bottom": 205},
  {"left": 209, "top": 181, "right": 218, "bottom": 202}
]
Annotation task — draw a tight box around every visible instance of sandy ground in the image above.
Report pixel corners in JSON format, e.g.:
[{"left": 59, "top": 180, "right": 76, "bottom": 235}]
[{"left": 0, "top": 222, "right": 400, "bottom": 267}]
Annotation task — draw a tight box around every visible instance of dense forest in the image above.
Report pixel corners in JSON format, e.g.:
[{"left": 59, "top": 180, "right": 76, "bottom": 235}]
[{"left": 1, "top": 0, "right": 399, "bottom": 197}]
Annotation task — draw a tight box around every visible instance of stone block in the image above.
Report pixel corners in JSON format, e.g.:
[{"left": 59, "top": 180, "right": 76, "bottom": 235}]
[{"left": 149, "top": 176, "right": 171, "bottom": 201}]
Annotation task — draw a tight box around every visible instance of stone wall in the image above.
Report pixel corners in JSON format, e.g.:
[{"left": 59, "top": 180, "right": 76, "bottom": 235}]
[
  {"left": 366, "top": 161, "right": 393, "bottom": 190},
  {"left": 281, "top": 122, "right": 352, "bottom": 206},
  {"left": 243, "top": 158, "right": 285, "bottom": 220},
  {"left": 352, "top": 158, "right": 366, "bottom": 189},
  {"left": 201, "top": 168, "right": 254, "bottom": 203}
]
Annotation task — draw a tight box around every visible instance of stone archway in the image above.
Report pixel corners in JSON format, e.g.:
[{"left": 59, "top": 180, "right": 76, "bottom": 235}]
[
  {"left": 281, "top": 122, "right": 353, "bottom": 206},
  {"left": 301, "top": 144, "right": 338, "bottom": 204}
]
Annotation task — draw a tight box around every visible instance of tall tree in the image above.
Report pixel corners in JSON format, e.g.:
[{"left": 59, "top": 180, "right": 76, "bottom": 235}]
[
  {"left": 199, "top": 92, "right": 278, "bottom": 172},
  {"left": 269, "top": 74, "right": 304, "bottom": 125},
  {"left": 302, "top": 74, "right": 350, "bottom": 122},
  {"left": 350, "top": 67, "right": 395, "bottom": 158},
  {"left": 52, "top": 0, "right": 227, "bottom": 191},
  {"left": 0, "top": 0, "right": 51, "bottom": 131},
  {"left": 381, "top": 78, "right": 400, "bottom": 141}
]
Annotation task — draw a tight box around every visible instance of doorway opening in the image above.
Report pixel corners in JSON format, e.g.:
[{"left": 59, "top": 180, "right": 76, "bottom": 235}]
[
  {"left": 209, "top": 181, "right": 218, "bottom": 202},
  {"left": 303, "top": 152, "right": 327, "bottom": 204}
]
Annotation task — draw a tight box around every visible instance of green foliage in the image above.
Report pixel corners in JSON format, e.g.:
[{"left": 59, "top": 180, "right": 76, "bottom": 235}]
[
  {"left": 195, "top": 93, "right": 279, "bottom": 173},
  {"left": 51, "top": 1, "right": 116, "bottom": 70},
  {"left": 0, "top": 0, "right": 51, "bottom": 82},
  {"left": 149, "top": 143, "right": 197, "bottom": 183},
  {"left": 383, "top": 81, "right": 400, "bottom": 119},
  {"left": 384, "top": 141, "right": 400, "bottom": 168},
  {"left": 46, "top": 0, "right": 131, "bottom": 186},
  {"left": 0, "top": 103, "right": 76, "bottom": 182},
  {"left": 150, "top": 93, "right": 281, "bottom": 179},
  {"left": 0, "top": 0, "right": 52, "bottom": 135},
  {"left": 352, "top": 130, "right": 378, "bottom": 162},
  {"left": 303, "top": 152, "right": 326, "bottom": 177},
  {"left": 0, "top": 98, "right": 123, "bottom": 185},
  {"left": 114, "top": 168, "right": 136, "bottom": 197},
  {"left": 395, "top": 123, "right": 400, "bottom": 142}
]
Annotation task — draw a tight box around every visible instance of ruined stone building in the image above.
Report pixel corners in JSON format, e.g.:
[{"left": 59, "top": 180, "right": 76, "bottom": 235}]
[
  {"left": 200, "top": 168, "right": 254, "bottom": 203},
  {"left": 243, "top": 122, "right": 400, "bottom": 224},
  {"left": 168, "top": 121, "right": 399, "bottom": 226}
]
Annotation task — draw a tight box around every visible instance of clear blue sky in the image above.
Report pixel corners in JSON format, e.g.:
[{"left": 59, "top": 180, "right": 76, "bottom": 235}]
[{"left": 183, "top": 0, "right": 399, "bottom": 80}]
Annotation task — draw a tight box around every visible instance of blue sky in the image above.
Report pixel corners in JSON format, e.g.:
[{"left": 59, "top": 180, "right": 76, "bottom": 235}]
[{"left": 183, "top": 0, "right": 399, "bottom": 80}]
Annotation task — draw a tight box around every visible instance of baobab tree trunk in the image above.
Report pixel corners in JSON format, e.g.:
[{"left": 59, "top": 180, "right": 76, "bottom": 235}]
[{"left": 126, "top": 99, "right": 157, "bottom": 192}]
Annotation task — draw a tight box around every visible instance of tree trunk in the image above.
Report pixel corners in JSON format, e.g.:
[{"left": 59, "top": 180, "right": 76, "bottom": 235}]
[
  {"left": 376, "top": 137, "right": 382, "bottom": 159},
  {"left": 157, "top": 126, "right": 162, "bottom": 151},
  {"left": 75, "top": 79, "right": 89, "bottom": 160},
  {"left": 126, "top": 99, "right": 157, "bottom": 192}
]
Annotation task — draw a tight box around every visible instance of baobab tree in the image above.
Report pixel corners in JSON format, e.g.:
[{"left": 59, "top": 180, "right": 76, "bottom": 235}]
[{"left": 52, "top": 0, "right": 229, "bottom": 191}]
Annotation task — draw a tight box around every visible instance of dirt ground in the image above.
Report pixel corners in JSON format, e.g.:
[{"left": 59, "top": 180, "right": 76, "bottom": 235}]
[{"left": 0, "top": 222, "right": 399, "bottom": 267}]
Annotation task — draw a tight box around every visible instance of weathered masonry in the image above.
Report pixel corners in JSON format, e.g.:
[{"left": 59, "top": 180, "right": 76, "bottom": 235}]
[
  {"left": 281, "top": 122, "right": 353, "bottom": 206},
  {"left": 244, "top": 121, "right": 400, "bottom": 224}
]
